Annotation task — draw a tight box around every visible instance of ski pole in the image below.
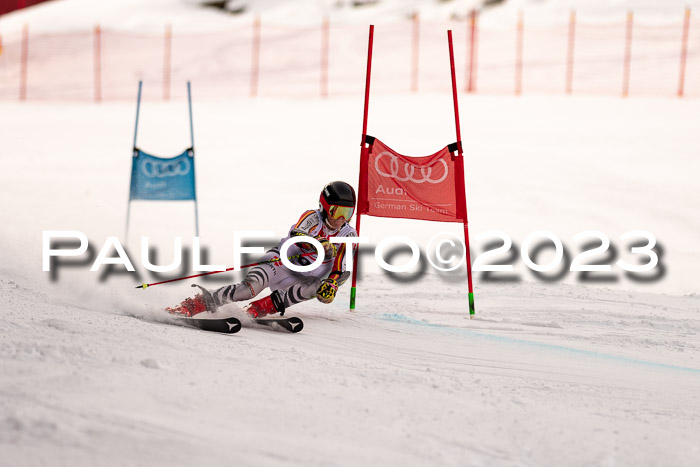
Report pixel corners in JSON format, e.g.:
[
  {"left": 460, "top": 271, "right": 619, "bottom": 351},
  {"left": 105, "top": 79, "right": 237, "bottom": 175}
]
[{"left": 136, "top": 251, "right": 317, "bottom": 289}]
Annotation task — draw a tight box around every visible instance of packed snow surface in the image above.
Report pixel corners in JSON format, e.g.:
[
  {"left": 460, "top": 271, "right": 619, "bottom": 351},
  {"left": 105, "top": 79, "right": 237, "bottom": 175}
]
[{"left": 2, "top": 275, "right": 700, "bottom": 466}]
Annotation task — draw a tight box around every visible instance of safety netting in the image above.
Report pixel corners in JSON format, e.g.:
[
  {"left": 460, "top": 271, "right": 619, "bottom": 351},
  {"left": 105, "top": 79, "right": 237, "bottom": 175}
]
[{"left": 0, "top": 13, "right": 698, "bottom": 101}]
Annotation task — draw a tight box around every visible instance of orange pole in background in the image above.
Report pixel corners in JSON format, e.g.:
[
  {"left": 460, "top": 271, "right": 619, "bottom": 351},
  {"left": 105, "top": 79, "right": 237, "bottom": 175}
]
[
  {"left": 251, "top": 16, "right": 261, "bottom": 98},
  {"left": 163, "top": 23, "right": 172, "bottom": 101},
  {"left": 622, "top": 11, "right": 633, "bottom": 98},
  {"left": 94, "top": 24, "right": 102, "bottom": 103},
  {"left": 677, "top": 8, "right": 691, "bottom": 98},
  {"left": 515, "top": 10, "right": 524, "bottom": 95},
  {"left": 466, "top": 9, "right": 478, "bottom": 93},
  {"left": 566, "top": 10, "right": 576, "bottom": 94},
  {"left": 320, "top": 16, "right": 330, "bottom": 98},
  {"left": 411, "top": 11, "right": 420, "bottom": 92},
  {"left": 19, "top": 23, "right": 28, "bottom": 101}
]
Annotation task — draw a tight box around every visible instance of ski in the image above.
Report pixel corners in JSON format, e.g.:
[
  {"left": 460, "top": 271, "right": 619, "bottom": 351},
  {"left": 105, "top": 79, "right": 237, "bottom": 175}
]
[
  {"left": 253, "top": 316, "right": 304, "bottom": 333},
  {"left": 178, "top": 317, "right": 242, "bottom": 334},
  {"left": 166, "top": 285, "right": 303, "bottom": 333},
  {"left": 175, "top": 316, "right": 304, "bottom": 334}
]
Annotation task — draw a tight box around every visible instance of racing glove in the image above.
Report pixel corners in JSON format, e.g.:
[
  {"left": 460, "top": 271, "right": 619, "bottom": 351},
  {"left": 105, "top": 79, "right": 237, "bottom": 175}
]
[{"left": 316, "top": 278, "right": 339, "bottom": 304}]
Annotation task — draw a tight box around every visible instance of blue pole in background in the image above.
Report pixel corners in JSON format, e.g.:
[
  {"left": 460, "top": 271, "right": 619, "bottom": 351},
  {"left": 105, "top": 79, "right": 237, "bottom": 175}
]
[
  {"left": 187, "top": 81, "right": 199, "bottom": 236},
  {"left": 133, "top": 80, "right": 143, "bottom": 149},
  {"left": 187, "top": 81, "right": 195, "bottom": 149},
  {"left": 127, "top": 81, "right": 143, "bottom": 240}
]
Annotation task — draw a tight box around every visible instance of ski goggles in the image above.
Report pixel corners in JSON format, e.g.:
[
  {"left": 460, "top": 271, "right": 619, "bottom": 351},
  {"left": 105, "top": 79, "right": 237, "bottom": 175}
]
[{"left": 327, "top": 204, "right": 355, "bottom": 221}]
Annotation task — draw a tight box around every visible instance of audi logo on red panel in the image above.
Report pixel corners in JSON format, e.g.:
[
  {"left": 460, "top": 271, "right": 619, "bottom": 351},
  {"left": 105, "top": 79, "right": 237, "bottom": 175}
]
[{"left": 374, "top": 152, "right": 448, "bottom": 184}]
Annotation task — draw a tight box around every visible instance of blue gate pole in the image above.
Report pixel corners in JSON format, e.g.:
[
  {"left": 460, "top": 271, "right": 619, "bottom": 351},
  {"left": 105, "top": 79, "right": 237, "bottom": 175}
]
[
  {"left": 187, "top": 81, "right": 199, "bottom": 237},
  {"left": 133, "top": 81, "right": 143, "bottom": 149},
  {"left": 187, "top": 81, "right": 195, "bottom": 149},
  {"left": 126, "top": 81, "right": 144, "bottom": 241}
]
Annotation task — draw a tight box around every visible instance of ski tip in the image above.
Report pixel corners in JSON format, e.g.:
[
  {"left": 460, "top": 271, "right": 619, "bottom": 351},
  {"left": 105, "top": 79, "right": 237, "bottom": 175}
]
[
  {"left": 136, "top": 283, "right": 148, "bottom": 289},
  {"left": 253, "top": 317, "right": 304, "bottom": 333}
]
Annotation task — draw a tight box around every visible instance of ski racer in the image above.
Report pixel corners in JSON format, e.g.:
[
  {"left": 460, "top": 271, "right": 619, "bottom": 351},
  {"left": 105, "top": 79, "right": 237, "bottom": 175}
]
[{"left": 168, "top": 181, "right": 358, "bottom": 318}]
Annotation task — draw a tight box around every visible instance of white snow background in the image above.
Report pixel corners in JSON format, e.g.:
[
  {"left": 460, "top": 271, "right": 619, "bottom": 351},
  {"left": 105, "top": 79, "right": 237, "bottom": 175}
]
[{"left": 1, "top": 1, "right": 699, "bottom": 466}]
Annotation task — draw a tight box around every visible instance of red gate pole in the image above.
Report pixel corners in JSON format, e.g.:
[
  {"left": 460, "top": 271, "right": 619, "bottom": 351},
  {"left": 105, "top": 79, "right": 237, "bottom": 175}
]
[
  {"left": 677, "top": 8, "right": 691, "bottom": 97},
  {"left": 251, "top": 16, "right": 261, "bottom": 98},
  {"left": 566, "top": 10, "right": 576, "bottom": 94},
  {"left": 320, "top": 16, "right": 330, "bottom": 98},
  {"left": 360, "top": 26, "right": 374, "bottom": 151},
  {"left": 19, "top": 23, "right": 28, "bottom": 101},
  {"left": 515, "top": 10, "right": 524, "bottom": 95},
  {"left": 163, "top": 23, "right": 172, "bottom": 101},
  {"left": 350, "top": 24, "right": 374, "bottom": 311},
  {"left": 622, "top": 11, "right": 633, "bottom": 98},
  {"left": 466, "top": 9, "right": 478, "bottom": 92},
  {"left": 448, "top": 30, "right": 475, "bottom": 318},
  {"left": 94, "top": 24, "right": 102, "bottom": 103},
  {"left": 411, "top": 11, "right": 420, "bottom": 92}
]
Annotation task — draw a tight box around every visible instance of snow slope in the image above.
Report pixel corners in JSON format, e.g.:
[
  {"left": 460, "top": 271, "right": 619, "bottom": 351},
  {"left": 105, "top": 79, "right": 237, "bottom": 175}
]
[{"left": 1, "top": 92, "right": 699, "bottom": 466}]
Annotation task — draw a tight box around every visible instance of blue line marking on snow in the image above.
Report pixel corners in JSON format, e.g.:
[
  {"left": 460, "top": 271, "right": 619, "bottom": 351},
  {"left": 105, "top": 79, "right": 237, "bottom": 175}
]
[{"left": 380, "top": 313, "right": 700, "bottom": 375}]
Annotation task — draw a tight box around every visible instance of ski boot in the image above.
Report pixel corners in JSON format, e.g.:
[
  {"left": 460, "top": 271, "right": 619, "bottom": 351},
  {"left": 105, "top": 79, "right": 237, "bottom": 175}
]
[
  {"left": 246, "top": 290, "right": 286, "bottom": 318},
  {"left": 165, "top": 284, "right": 218, "bottom": 317}
]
